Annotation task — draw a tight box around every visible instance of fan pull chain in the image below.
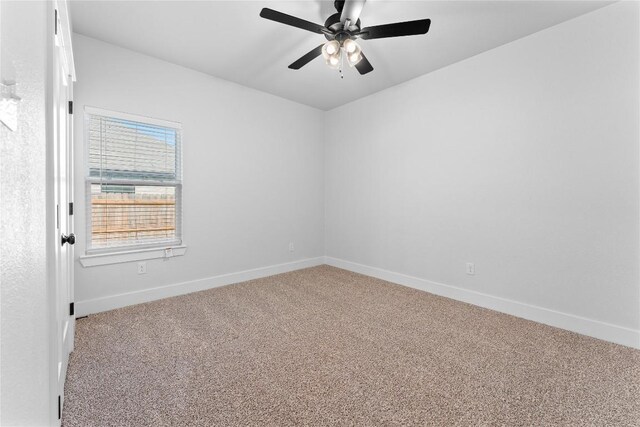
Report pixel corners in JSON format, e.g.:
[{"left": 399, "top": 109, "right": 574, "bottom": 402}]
[{"left": 339, "top": 49, "right": 344, "bottom": 79}]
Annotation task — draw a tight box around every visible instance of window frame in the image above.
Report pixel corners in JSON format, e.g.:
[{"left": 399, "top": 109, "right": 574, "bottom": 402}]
[{"left": 82, "top": 106, "right": 184, "bottom": 257}]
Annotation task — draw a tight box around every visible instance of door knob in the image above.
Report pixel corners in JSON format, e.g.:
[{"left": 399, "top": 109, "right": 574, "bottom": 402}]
[{"left": 61, "top": 233, "right": 75, "bottom": 246}]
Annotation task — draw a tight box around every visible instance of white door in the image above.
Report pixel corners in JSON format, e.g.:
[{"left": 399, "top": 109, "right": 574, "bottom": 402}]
[{"left": 52, "top": 4, "right": 75, "bottom": 422}]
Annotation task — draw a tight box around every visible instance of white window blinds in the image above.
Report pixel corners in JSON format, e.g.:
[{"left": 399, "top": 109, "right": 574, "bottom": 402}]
[{"left": 85, "top": 108, "right": 182, "bottom": 251}]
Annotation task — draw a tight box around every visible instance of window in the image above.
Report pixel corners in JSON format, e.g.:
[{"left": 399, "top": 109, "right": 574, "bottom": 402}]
[{"left": 85, "top": 107, "right": 182, "bottom": 253}]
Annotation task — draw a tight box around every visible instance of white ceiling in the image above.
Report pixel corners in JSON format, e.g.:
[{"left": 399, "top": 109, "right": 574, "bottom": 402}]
[{"left": 70, "top": 0, "right": 613, "bottom": 110}]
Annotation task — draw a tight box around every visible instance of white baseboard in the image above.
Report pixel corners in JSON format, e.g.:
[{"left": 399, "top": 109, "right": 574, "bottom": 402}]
[
  {"left": 76, "top": 255, "right": 640, "bottom": 349},
  {"left": 324, "top": 256, "right": 640, "bottom": 349},
  {"left": 76, "top": 257, "right": 325, "bottom": 317}
]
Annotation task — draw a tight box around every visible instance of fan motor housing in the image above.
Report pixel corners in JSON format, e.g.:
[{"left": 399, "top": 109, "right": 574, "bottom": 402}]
[{"left": 324, "top": 13, "right": 361, "bottom": 40}]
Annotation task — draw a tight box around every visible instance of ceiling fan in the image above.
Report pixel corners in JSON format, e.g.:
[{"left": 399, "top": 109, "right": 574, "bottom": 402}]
[{"left": 259, "top": 0, "right": 431, "bottom": 75}]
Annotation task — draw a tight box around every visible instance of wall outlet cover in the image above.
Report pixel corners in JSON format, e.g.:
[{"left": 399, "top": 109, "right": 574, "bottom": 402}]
[
  {"left": 137, "top": 262, "right": 147, "bottom": 274},
  {"left": 466, "top": 262, "right": 475, "bottom": 275}
]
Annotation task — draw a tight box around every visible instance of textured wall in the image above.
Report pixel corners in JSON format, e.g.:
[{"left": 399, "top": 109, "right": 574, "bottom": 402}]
[
  {"left": 0, "top": 1, "right": 51, "bottom": 425},
  {"left": 325, "top": 2, "right": 639, "bottom": 333}
]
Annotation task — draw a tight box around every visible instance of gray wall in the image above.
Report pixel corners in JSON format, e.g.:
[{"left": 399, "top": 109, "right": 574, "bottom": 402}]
[
  {"left": 325, "top": 2, "right": 639, "bottom": 334},
  {"left": 73, "top": 34, "right": 325, "bottom": 308}
]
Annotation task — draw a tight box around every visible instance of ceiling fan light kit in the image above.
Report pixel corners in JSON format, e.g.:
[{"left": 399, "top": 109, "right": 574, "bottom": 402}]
[
  {"left": 259, "top": 0, "right": 431, "bottom": 76},
  {"left": 321, "top": 39, "right": 363, "bottom": 69}
]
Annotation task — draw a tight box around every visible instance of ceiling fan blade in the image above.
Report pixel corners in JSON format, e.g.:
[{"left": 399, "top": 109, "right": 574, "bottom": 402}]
[
  {"left": 340, "top": 0, "right": 367, "bottom": 26},
  {"left": 359, "top": 19, "right": 431, "bottom": 40},
  {"left": 260, "top": 8, "right": 327, "bottom": 34},
  {"left": 289, "top": 45, "right": 324, "bottom": 70},
  {"left": 355, "top": 52, "right": 373, "bottom": 75}
]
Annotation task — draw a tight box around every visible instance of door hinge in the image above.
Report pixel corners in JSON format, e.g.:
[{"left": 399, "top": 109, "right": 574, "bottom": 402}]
[
  {"left": 58, "top": 395, "right": 61, "bottom": 419},
  {"left": 68, "top": 101, "right": 73, "bottom": 115},
  {"left": 69, "top": 302, "right": 75, "bottom": 316},
  {"left": 54, "top": 9, "right": 58, "bottom": 35},
  {"left": 69, "top": 202, "right": 74, "bottom": 216}
]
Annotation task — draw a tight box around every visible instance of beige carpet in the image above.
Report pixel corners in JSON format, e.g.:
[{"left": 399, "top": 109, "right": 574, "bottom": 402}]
[{"left": 63, "top": 265, "right": 640, "bottom": 426}]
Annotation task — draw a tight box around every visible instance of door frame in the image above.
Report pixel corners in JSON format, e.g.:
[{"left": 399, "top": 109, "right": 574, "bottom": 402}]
[{"left": 47, "top": 1, "right": 76, "bottom": 424}]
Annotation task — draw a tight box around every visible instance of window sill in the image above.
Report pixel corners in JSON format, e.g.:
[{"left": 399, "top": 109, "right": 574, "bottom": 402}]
[{"left": 79, "top": 245, "right": 187, "bottom": 267}]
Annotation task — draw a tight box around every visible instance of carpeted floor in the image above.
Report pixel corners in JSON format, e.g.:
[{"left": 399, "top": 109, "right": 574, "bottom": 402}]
[{"left": 63, "top": 265, "right": 640, "bottom": 426}]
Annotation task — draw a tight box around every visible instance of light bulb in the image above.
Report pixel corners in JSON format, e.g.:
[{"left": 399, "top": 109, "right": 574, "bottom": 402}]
[
  {"left": 345, "top": 41, "right": 362, "bottom": 66},
  {"left": 322, "top": 40, "right": 340, "bottom": 60},
  {"left": 348, "top": 54, "right": 362, "bottom": 66},
  {"left": 343, "top": 39, "right": 358, "bottom": 54},
  {"left": 325, "top": 50, "right": 341, "bottom": 69},
  {"left": 348, "top": 52, "right": 362, "bottom": 66}
]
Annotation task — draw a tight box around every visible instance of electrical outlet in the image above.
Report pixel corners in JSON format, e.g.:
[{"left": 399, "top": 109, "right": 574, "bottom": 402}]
[
  {"left": 137, "top": 262, "right": 147, "bottom": 274},
  {"left": 466, "top": 262, "right": 475, "bottom": 275},
  {"left": 289, "top": 242, "right": 295, "bottom": 252}
]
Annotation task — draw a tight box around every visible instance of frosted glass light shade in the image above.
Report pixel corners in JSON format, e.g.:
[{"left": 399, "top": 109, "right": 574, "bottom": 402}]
[
  {"left": 345, "top": 40, "right": 362, "bottom": 66},
  {"left": 326, "top": 50, "right": 341, "bottom": 69},
  {"left": 322, "top": 40, "right": 341, "bottom": 60},
  {"left": 343, "top": 39, "right": 358, "bottom": 54}
]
